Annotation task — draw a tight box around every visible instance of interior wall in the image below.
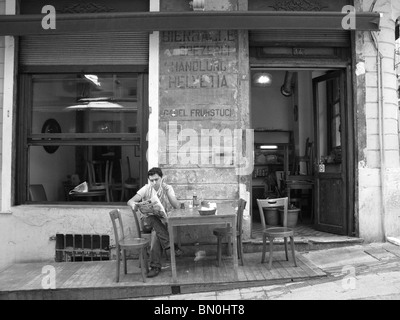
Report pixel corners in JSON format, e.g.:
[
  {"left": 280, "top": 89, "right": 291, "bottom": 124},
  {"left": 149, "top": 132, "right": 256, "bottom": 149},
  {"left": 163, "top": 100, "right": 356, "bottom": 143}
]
[
  {"left": 297, "top": 71, "right": 314, "bottom": 174},
  {"left": 251, "top": 70, "right": 293, "bottom": 131},
  {"left": 30, "top": 112, "right": 76, "bottom": 201}
]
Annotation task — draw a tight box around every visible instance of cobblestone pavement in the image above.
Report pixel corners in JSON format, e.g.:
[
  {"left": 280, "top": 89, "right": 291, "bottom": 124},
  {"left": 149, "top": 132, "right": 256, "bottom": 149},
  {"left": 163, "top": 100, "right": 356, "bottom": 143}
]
[{"left": 133, "top": 241, "right": 400, "bottom": 300}]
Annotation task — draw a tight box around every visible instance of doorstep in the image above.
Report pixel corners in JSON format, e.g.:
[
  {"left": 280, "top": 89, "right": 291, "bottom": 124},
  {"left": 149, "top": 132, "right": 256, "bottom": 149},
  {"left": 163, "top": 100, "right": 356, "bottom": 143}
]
[{"left": 243, "top": 235, "right": 364, "bottom": 253}]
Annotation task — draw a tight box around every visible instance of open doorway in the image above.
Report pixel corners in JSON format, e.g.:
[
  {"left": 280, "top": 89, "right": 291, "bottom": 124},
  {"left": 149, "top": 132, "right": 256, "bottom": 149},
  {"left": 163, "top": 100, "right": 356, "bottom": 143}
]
[{"left": 250, "top": 68, "right": 352, "bottom": 238}]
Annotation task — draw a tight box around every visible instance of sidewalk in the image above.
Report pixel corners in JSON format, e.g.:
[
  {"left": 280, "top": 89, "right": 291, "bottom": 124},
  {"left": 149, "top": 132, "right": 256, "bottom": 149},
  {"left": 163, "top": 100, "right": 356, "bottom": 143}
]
[{"left": 137, "top": 241, "right": 400, "bottom": 300}]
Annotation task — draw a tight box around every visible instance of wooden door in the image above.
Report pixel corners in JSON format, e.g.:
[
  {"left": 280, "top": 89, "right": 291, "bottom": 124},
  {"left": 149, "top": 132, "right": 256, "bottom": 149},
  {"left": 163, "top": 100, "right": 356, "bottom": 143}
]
[{"left": 313, "top": 70, "right": 348, "bottom": 235}]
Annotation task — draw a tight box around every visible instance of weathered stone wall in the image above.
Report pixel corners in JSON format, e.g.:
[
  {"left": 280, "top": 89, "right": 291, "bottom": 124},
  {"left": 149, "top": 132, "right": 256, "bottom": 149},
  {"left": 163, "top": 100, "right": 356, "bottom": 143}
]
[
  {"left": 355, "top": 0, "right": 400, "bottom": 241},
  {"left": 159, "top": 0, "right": 251, "bottom": 243}
]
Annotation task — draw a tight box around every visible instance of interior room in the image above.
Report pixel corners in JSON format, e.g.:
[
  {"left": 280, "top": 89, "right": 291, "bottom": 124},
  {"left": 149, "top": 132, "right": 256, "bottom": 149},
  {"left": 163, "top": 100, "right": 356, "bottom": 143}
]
[
  {"left": 250, "top": 68, "right": 343, "bottom": 237},
  {"left": 27, "top": 73, "right": 142, "bottom": 203}
]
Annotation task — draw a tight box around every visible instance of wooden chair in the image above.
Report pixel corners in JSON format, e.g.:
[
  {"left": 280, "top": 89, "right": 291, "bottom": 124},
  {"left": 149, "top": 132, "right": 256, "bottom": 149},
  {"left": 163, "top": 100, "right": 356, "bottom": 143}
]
[
  {"left": 213, "top": 199, "right": 247, "bottom": 267},
  {"left": 256, "top": 197, "right": 297, "bottom": 269},
  {"left": 292, "top": 137, "right": 314, "bottom": 175},
  {"left": 109, "top": 209, "right": 150, "bottom": 282},
  {"left": 29, "top": 184, "right": 48, "bottom": 201},
  {"left": 87, "top": 160, "right": 111, "bottom": 202},
  {"left": 120, "top": 156, "right": 139, "bottom": 201},
  {"left": 288, "top": 137, "right": 315, "bottom": 220}
]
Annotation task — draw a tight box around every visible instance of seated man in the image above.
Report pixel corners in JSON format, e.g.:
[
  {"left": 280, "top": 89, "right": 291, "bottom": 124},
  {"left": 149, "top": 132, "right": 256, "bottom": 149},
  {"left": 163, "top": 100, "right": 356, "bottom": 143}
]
[{"left": 128, "top": 167, "right": 183, "bottom": 278}]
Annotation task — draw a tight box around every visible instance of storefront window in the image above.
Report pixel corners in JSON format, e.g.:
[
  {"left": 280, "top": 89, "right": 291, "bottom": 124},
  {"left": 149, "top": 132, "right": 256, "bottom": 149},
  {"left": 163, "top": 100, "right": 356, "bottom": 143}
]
[{"left": 20, "top": 73, "right": 145, "bottom": 203}]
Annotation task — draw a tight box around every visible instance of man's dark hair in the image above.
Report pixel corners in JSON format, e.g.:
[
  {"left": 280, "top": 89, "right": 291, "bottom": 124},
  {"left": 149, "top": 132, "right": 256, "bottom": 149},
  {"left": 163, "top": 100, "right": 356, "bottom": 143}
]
[{"left": 148, "top": 167, "right": 163, "bottom": 178}]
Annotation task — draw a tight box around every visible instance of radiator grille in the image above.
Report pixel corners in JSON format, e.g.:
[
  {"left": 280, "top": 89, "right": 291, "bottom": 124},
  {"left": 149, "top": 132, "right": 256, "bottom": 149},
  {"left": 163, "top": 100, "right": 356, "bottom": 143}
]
[{"left": 55, "top": 234, "right": 110, "bottom": 262}]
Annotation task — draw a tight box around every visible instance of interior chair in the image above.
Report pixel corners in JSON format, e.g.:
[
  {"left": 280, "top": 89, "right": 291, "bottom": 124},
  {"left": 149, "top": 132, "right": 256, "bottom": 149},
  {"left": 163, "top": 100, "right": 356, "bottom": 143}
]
[
  {"left": 29, "top": 184, "right": 48, "bottom": 201},
  {"left": 109, "top": 209, "right": 150, "bottom": 283},
  {"left": 120, "top": 156, "right": 138, "bottom": 202},
  {"left": 292, "top": 137, "right": 314, "bottom": 175},
  {"left": 213, "top": 199, "right": 247, "bottom": 267},
  {"left": 106, "top": 160, "right": 122, "bottom": 202},
  {"left": 87, "top": 160, "right": 111, "bottom": 202},
  {"left": 256, "top": 197, "right": 297, "bottom": 270},
  {"left": 287, "top": 137, "right": 314, "bottom": 221}
]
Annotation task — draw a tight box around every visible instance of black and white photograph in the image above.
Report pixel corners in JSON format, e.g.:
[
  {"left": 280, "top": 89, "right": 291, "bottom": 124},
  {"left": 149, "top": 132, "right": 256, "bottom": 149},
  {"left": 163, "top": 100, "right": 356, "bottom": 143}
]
[{"left": 0, "top": 0, "right": 400, "bottom": 305}]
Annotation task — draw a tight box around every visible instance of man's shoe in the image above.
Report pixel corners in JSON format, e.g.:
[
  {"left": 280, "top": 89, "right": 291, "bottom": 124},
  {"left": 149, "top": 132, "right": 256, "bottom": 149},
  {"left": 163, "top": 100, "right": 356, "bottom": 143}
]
[
  {"left": 175, "top": 247, "right": 184, "bottom": 257},
  {"left": 166, "top": 246, "right": 184, "bottom": 257},
  {"left": 147, "top": 267, "right": 161, "bottom": 278}
]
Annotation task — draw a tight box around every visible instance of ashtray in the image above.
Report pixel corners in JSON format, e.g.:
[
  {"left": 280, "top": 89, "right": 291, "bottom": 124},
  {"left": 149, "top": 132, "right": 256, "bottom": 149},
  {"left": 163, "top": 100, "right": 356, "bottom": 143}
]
[{"left": 198, "top": 208, "right": 217, "bottom": 216}]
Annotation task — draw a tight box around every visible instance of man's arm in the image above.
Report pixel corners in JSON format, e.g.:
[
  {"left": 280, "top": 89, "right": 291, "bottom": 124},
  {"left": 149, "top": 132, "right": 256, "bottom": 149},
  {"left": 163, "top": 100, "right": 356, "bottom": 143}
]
[
  {"left": 127, "top": 193, "right": 142, "bottom": 210},
  {"left": 164, "top": 184, "right": 180, "bottom": 209}
]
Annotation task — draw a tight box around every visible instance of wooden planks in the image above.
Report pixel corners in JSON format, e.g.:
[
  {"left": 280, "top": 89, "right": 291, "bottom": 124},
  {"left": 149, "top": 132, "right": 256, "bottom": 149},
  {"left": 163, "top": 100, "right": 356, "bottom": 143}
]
[{"left": 0, "top": 251, "right": 326, "bottom": 300}]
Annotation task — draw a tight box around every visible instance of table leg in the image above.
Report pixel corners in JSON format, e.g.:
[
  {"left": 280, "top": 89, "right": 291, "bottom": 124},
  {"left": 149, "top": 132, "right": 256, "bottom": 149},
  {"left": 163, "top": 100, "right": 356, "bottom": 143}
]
[
  {"left": 231, "top": 218, "right": 238, "bottom": 281},
  {"left": 168, "top": 223, "right": 177, "bottom": 283}
]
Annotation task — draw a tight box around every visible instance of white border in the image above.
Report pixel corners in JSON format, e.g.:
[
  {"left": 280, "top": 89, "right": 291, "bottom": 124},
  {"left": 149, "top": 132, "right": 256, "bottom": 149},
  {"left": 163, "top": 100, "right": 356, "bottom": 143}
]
[
  {"left": 148, "top": 0, "right": 160, "bottom": 169},
  {"left": 1, "top": 0, "right": 16, "bottom": 212}
]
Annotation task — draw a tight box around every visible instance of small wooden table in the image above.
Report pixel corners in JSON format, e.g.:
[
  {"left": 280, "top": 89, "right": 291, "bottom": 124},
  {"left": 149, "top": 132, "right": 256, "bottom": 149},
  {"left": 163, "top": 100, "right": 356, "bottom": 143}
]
[
  {"left": 68, "top": 190, "right": 106, "bottom": 201},
  {"left": 167, "top": 203, "right": 238, "bottom": 283}
]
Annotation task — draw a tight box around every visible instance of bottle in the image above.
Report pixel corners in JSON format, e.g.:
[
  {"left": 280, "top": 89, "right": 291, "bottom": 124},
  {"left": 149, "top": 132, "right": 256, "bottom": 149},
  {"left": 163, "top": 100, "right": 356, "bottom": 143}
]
[
  {"left": 193, "top": 193, "right": 199, "bottom": 208},
  {"left": 319, "top": 159, "right": 325, "bottom": 173}
]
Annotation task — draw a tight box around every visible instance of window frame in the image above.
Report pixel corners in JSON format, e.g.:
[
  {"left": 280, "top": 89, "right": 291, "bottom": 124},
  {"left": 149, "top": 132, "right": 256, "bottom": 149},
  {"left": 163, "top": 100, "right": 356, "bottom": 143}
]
[{"left": 16, "top": 70, "right": 149, "bottom": 205}]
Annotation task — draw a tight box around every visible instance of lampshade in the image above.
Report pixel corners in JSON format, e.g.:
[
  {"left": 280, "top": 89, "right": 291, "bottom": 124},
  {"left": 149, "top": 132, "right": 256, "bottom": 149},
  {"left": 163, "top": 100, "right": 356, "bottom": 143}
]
[{"left": 253, "top": 72, "right": 273, "bottom": 87}]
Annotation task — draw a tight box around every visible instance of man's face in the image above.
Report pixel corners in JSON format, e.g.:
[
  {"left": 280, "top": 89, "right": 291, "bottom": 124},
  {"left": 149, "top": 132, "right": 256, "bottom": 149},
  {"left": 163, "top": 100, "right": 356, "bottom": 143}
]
[{"left": 148, "top": 173, "right": 161, "bottom": 189}]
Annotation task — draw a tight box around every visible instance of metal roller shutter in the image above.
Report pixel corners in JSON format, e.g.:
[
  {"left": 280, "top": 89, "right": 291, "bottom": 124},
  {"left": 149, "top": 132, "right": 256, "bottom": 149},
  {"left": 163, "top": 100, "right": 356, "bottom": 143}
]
[
  {"left": 250, "top": 29, "right": 350, "bottom": 47},
  {"left": 19, "top": 31, "right": 149, "bottom": 65}
]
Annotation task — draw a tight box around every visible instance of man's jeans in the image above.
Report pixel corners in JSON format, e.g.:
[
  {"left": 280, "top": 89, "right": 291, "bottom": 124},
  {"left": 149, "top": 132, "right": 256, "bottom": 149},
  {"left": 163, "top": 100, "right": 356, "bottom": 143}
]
[{"left": 142, "top": 215, "right": 170, "bottom": 269}]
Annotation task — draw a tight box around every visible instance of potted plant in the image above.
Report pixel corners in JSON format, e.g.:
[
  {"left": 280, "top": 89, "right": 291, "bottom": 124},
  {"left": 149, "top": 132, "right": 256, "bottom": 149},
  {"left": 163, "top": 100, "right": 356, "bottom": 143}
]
[{"left": 279, "top": 203, "right": 300, "bottom": 228}]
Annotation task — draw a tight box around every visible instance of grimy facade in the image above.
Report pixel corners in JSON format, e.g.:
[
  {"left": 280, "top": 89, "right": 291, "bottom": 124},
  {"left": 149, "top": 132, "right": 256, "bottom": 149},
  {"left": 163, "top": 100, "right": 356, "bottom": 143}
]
[{"left": 0, "top": 0, "right": 399, "bottom": 271}]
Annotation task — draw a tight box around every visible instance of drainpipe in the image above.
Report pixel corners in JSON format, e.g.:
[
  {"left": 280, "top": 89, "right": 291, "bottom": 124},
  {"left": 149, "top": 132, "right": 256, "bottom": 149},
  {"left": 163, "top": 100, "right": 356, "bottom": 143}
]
[
  {"left": 369, "top": 0, "right": 386, "bottom": 241},
  {"left": 281, "top": 71, "right": 295, "bottom": 97}
]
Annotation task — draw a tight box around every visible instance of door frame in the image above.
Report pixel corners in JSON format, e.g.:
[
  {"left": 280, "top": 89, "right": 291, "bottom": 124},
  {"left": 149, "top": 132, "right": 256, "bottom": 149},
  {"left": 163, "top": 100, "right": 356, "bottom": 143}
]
[{"left": 249, "top": 64, "right": 355, "bottom": 237}]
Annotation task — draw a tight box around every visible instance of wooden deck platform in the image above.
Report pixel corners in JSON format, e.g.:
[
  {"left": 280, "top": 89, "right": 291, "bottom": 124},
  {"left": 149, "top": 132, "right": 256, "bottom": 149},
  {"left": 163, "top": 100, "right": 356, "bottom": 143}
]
[{"left": 0, "top": 251, "right": 326, "bottom": 300}]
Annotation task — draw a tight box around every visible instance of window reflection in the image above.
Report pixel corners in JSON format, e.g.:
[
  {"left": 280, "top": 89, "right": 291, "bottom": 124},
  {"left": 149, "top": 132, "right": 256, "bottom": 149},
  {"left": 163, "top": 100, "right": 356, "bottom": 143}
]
[{"left": 28, "top": 73, "right": 141, "bottom": 203}]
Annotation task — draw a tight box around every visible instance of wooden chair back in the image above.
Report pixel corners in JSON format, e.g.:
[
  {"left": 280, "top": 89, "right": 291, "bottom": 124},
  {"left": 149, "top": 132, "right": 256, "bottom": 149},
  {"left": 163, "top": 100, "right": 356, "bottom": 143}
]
[
  {"left": 29, "top": 184, "right": 48, "bottom": 201},
  {"left": 237, "top": 199, "right": 247, "bottom": 234},
  {"left": 304, "top": 138, "right": 314, "bottom": 175},
  {"left": 256, "top": 197, "right": 289, "bottom": 228},
  {"left": 87, "top": 160, "right": 110, "bottom": 187},
  {"left": 130, "top": 207, "right": 145, "bottom": 238},
  {"left": 109, "top": 209, "right": 125, "bottom": 246}
]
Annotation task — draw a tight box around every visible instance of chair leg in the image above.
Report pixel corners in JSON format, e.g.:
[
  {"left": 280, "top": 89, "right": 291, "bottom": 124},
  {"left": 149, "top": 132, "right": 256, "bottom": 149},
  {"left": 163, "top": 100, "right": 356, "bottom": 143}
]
[
  {"left": 216, "top": 236, "right": 222, "bottom": 267},
  {"left": 238, "top": 235, "right": 244, "bottom": 266},
  {"left": 268, "top": 237, "right": 274, "bottom": 270},
  {"left": 261, "top": 234, "right": 267, "bottom": 263},
  {"left": 226, "top": 235, "right": 232, "bottom": 256},
  {"left": 116, "top": 248, "right": 120, "bottom": 282},
  {"left": 140, "top": 249, "right": 146, "bottom": 283},
  {"left": 120, "top": 187, "right": 125, "bottom": 202},
  {"left": 144, "top": 246, "right": 149, "bottom": 274},
  {"left": 284, "top": 237, "right": 289, "bottom": 261},
  {"left": 123, "top": 249, "right": 127, "bottom": 274},
  {"left": 290, "top": 236, "right": 297, "bottom": 267}
]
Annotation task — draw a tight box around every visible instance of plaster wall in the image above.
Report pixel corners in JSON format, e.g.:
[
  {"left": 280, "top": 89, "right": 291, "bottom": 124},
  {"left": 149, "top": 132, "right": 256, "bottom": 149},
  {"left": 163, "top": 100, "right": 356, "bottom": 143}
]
[
  {"left": 356, "top": 0, "right": 400, "bottom": 241},
  {"left": 0, "top": 205, "right": 134, "bottom": 271}
]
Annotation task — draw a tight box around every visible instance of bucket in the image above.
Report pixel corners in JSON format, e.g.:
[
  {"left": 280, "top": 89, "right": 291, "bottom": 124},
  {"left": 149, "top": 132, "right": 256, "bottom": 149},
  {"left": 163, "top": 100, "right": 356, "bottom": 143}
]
[
  {"left": 279, "top": 208, "right": 300, "bottom": 227},
  {"left": 262, "top": 208, "right": 279, "bottom": 226}
]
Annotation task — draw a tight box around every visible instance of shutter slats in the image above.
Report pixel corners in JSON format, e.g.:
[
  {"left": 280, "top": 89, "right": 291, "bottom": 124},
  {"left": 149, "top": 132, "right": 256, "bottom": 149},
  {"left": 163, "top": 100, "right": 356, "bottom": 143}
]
[
  {"left": 250, "top": 30, "right": 349, "bottom": 47},
  {"left": 20, "top": 32, "right": 149, "bottom": 65}
]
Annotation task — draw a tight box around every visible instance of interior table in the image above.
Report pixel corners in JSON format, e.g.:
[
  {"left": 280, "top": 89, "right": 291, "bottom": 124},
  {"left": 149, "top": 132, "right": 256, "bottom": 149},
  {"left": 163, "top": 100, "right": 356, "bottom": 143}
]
[{"left": 167, "top": 202, "right": 238, "bottom": 283}]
